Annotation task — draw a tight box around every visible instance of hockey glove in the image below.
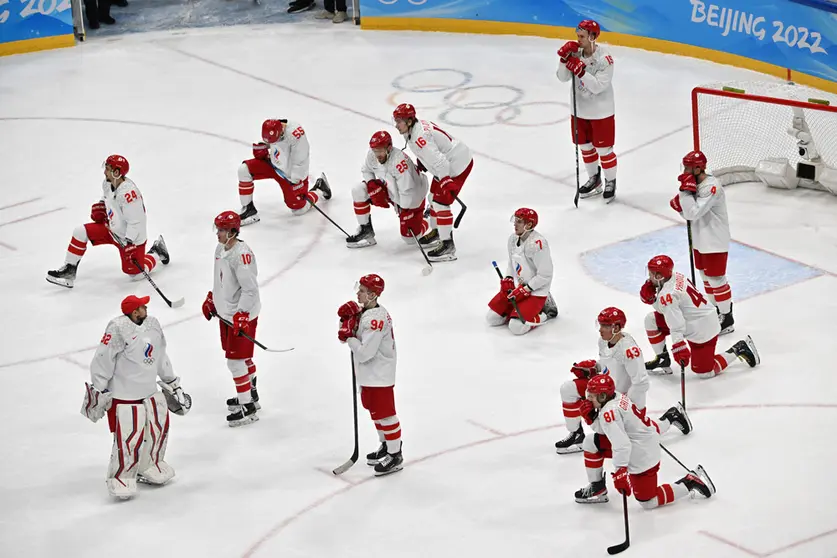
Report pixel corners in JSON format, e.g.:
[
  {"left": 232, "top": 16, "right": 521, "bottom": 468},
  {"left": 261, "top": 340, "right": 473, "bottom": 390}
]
[
  {"left": 571, "top": 359, "right": 598, "bottom": 380},
  {"left": 91, "top": 201, "right": 107, "bottom": 223},
  {"left": 202, "top": 291, "right": 216, "bottom": 321},
  {"left": 640, "top": 280, "right": 658, "bottom": 305},
  {"left": 579, "top": 399, "right": 599, "bottom": 425},
  {"left": 252, "top": 142, "right": 269, "bottom": 160},
  {"left": 508, "top": 284, "right": 531, "bottom": 302},
  {"left": 678, "top": 172, "right": 698, "bottom": 193},
  {"left": 672, "top": 340, "right": 691, "bottom": 367},
  {"left": 80, "top": 382, "right": 112, "bottom": 423},
  {"left": 669, "top": 194, "right": 683, "bottom": 213},
  {"left": 338, "top": 301, "right": 362, "bottom": 320},
  {"left": 612, "top": 467, "right": 632, "bottom": 496},
  {"left": 438, "top": 176, "right": 457, "bottom": 197},
  {"left": 557, "top": 40, "right": 580, "bottom": 64},
  {"left": 122, "top": 241, "right": 140, "bottom": 262},
  {"left": 565, "top": 57, "right": 586, "bottom": 78},
  {"left": 337, "top": 316, "right": 358, "bottom": 342},
  {"left": 366, "top": 179, "right": 391, "bottom": 208},
  {"left": 157, "top": 377, "right": 192, "bottom": 416},
  {"left": 500, "top": 276, "right": 515, "bottom": 294},
  {"left": 233, "top": 311, "right": 250, "bottom": 337}
]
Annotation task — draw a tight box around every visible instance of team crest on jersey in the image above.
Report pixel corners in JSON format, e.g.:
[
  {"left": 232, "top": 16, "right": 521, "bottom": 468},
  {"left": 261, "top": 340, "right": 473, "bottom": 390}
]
[
  {"left": 143, "top": 342, "right": 155, "bottom": 365},
  {"left": 515, "top": 262, "right": 522, "bottom": 277}
]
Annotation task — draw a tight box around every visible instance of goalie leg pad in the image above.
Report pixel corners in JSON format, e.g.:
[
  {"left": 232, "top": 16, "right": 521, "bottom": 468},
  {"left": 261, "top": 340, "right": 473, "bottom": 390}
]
[
  {"left": 106, "top": 402, "right": 146, "bottom": 498},
  {"left": 138, "top": 392, "right": 175, "bottom": 485}
]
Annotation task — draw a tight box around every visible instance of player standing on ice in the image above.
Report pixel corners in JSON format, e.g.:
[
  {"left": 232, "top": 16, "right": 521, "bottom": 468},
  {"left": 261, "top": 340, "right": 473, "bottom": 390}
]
[
  {"left": 81, "top": 295, "right": 191, "bottom": 499},
  {"left": 337, "top": 274, "right": 403, "bottom": 476},
  {"left": 486, "top": 208, "right": 558, "bottom": 334},
  {"left": 346, "top": 131, "right": 432, "bottom": 248},
  {"left": 202, "top": 211, "right": 262, "bottom": 427},
  {"left": 47, "top": 155, "right": 170, "bottom": 288},
  {"left": 555, "top": 307, "right": 690, "bottom": 454},
  {"left": 573, "top": 375, "right": 714, "bottom": 506},
  {"left": 642, "top": 254, "right": 759, "bottom": 378},
  {"left": 670, "top": 150, "right": 736, "bottom": 333},
  {"left": 237, "top": 118, "right": 331, "bottom": 226},
  {"left": 556, "top": 20, "right": 618, "bottom": 202},
  {"left": 393, "top": 103, "right": 474, "bottom": 262}
]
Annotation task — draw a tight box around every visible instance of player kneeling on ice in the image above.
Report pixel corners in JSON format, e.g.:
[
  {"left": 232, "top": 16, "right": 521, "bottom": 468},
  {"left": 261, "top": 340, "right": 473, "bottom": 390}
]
[
  {"left": 202, "top": 211, "right": 262, "bottom": 427},
  {"left": 47, "top": 155, "right": 170, "bottom": 288},
  {"left": 237, "top": 118, "right": 331, "bottom": 226},
  {"left": 338, "top": 274, "right": 403, "bottom": 476},
  {"left": 574, "top": 375, "right": 714, "bottom": 507},
  {"left": 81, "top": 295, "right": 191, "bottom": 500},
  {"left": 555, "top": 307, "right": 690, "bottom": 454},
  {"left": 346, "top": 130, "right": 433, "bottom": 249},
  {"left": 487, "top": 208, "right": 558, "bottom": 334},
  {"left": 642, "top": 255, "right": 759, "bottom": 378}
]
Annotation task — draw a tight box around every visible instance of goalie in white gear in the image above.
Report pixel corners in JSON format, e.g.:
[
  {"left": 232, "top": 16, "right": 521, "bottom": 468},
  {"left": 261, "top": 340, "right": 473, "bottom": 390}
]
[{"left": 81, "top": 295, "right": 190, "bottom": 499}]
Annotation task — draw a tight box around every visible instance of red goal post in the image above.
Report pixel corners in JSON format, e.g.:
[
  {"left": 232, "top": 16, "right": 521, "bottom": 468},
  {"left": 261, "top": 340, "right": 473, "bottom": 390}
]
[{"left": 691, "top": 82, "right": 837, "bottom": 194}]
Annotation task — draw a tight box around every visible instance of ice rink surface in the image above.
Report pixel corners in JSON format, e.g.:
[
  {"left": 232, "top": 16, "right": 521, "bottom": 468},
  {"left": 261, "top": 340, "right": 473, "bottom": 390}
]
[{"left": 1, "top": 23, "right": 836, "bottom": 558}]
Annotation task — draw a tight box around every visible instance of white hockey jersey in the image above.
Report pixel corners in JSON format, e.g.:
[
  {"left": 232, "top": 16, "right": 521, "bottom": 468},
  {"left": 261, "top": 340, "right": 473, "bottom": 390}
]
[
  {"left": 346, "top": 305, "right": 397, "bottom": 387},
  {"left": 505, "top": 230, "right": 553, "bottom": 297},
  {"left": 101, "top": 178, "right": 147, "bottom": 245},
  {"left": 267, "top": 119, "right": 310, "bottom": 184},
  {"left": 675, "top": 174, "right": 730, "bottom": 254},
  {"left": 213, "top": 240, "right": 261, "bottom": 321},
  {"left": 361, "top": 147, "right": 429, "bottom": 210},
  {"left": 556, "top": 44, "right": 615, "bottom": 120},
  {"left": 592, "top": 392, "right": 661, "bottom": 475},
  {"left": 597, "top": 333, "right": 649, "bottom": 410},
  {"left": 653, "top": 272, "right": 719, "bottom": 345},
  {"left": 402, "top": 120, "right": 472, "bottom": 180},
  {"left": 90, "top": 315, "right": 177, "bottom": 401}
]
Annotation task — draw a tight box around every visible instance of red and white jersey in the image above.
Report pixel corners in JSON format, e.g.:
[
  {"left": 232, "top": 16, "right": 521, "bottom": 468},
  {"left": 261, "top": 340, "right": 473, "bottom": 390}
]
[
  {"left": 556, "top": 44, "right": 615, "bottom": 120},
  {"left": 402, "top": 119, "right": 472, "bottom": 180},
  {"left": 592, "top": 392, "right": 661, "bottom": 474},
  {"left": 361, "top": 147, "right": 429, "bottom": 210},
  {"left": 213, "top": 240, "right": 260, "bottom": 321},
  {"left": 346, "top": 305, "right": 397, "bottom": 387},
  {"left": 505, "top": 230, "right": 553, "bottom": 297},
  {"left": 598, "top": 333, "right": 649, "bottom": 409},
  {"left": 675, "top": 174, "right": 730, "bottom": 253},
  {"left": 267, "top": 119, "right": 310, "bottom": 184},
  {"left": 101, "top": 178, "right": 147, "bottom": 245},
  {"left": 90, "top": 315, "right": 177, "bottom": 400},
  {"left": 653, "top": 272, "right": 719, "bottom": 345}
]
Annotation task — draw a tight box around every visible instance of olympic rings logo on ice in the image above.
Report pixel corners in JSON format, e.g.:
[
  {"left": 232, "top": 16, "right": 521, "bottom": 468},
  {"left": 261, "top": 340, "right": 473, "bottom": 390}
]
[
  {"left": 378, "top": 0, "right": 427, "bottom": 5},
  {"left": 390, "top": 68, "right": 568, "bottom": 128}
]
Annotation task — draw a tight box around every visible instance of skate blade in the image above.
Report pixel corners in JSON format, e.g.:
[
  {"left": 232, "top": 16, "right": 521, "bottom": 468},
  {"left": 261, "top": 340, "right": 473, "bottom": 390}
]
[
  {"left": 574, "top": 494, "right": 609, "bottom": 504},
  {"left": 555, "top": 445, "right": 584, "bottom": 455},
  {"left": 745, "top": 335, "right": 761, "bottom": 366},
  {"left": 719, "top": 325, "right": 735, "bottom": 335},
  {"left": 677, "top": 403, "right": 693, "bottom": 434},
  {"left": 346, "top": 238, "right": 377, "bottom": 249},
  {"left": 374, "top": 464, "right": 404, "bottom": 477},
  {"left": 578, "top": 188, "right": 603, "bottom": 199},
  {"left": 228, "top": 414, "right": 259, "bottom": 428},
  {"left": 604, "top": 195, "right": 616, "bottom": 204},
  {"left": 427, "top": 253, "right": 457, "bottom": 262},
  {"left": 695, "top": 465, "right": 717, "bottom": 496},
  {"left": 647, "top": 366, "right": 673, "bottom": 376},
  {"left": 227, "top": 401, "right": 262, "bottom": 412},
  {"left": 45, "top": 276, "right": 73, "bottom": 288},
  {"left": 240, "top": 215, "right": 260, "bottom": 226}
]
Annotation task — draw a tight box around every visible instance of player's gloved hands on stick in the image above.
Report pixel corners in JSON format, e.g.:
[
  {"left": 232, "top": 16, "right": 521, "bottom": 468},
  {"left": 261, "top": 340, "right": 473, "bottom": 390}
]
[
  {"left": 571, "top": 359, "right": 598, "bottom": 379},
  {"left": 579, "top": 399, "right": 599, "bottom": 425},
  {"left": 338, "top": 316, "right": 358, "bottom": 342},
  {"left": 508, "top": 284, "right": 530, "bottom": 302},
  {"left": 233, "top": 311, "right": 250, "bottom": 336},
  {"left": 640, "top": 280, "right": 658, "bottom": 305},
  {"left": 670, "top": 194, "right": 683, "bottom": 213},
  {"left": 91, "top": 201, "right": 107, "bottom": 223},
  {"left": 338, "top": 301, "right": 362, "bottom": 319},
  {"left": 252, "top": 142, "right": 269, "bottom": 160},
  {"left": 672, "top": 341, "right": 691, "bottom": 367},
  {"left": 500, "top": 276, "right": 515, "bottom": 294},
  {"left": 678, "top": 172, "right": 697, "bottom": 193},
  {"left": 612, "top": 467, "right": 632, "bottom": 496},
  {"left": 366, "top": 179, "right": 390, "bottom": 208},
  {"left": 565, "top": 57, "right": 586, "bottom": 77},
  {"left": 438, "top": 176, "right": 456, "bottom": 196},
  {"left": 122, "top": 241, "right": 139, "bottom": 260},
  {"left": 202, "top": 291, "right": 216, "bottom": 321},
  {"left": 557, "top": 40, "right": 579, "bottom": 63}
]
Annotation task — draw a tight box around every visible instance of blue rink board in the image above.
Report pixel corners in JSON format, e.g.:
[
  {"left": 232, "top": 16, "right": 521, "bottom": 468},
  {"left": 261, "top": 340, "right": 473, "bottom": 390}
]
[{"left": 580, "top": 225, "right": 823, "bottom": 301}]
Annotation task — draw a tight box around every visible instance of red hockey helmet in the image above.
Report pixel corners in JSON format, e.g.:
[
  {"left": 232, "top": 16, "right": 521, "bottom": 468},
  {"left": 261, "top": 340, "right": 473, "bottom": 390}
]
[
  {"left": 647, "top": 254, "right": 675, "bottom": 280},
  {"left": 597, "top": 307, "right": 627, "bottom": 329},
  {"left": 105, "top": 155, "right": 129, "bottom": 176},
  {"left": 587, "top": 374, "right": 615, "bottom": 397},
  {"left": 215, "top": 210, "right": 241, "bottom": 232},
  {"left": 393, "top": 103, "right": 417, "bottom": 121},
  {"left": 682, "top": 150, "right": 708, "bottom": 171},
  {"left": 262, "top": 119, "right": 285, "bottom": 144},
  {"left": 359, "top": 273, "right": 385, "bottom": 296},
  {"left": 577, "top": 19, "right": 601, "bottom": 40},
  {"left": 369, "top": 131, "right": 393, "bottom": 150},
  {"left": 513, "top": 207, "right": 538, "bottom": 228}
]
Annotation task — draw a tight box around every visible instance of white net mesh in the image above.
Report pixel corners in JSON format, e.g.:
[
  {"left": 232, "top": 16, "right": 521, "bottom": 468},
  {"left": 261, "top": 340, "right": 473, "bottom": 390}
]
[{"left": 693, "top": 81, "right": 837, "bottom": 190}]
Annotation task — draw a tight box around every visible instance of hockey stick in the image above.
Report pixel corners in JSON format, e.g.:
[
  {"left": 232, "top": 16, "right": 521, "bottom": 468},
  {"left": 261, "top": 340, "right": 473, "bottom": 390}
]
[
  {"left": 571, "top": 74, "right": 581, "bottom": 208},
  {"left": 686, "top": 220, "right": 697, "bottom": 286},
  {"left": 333, "top": 354, "right": 359, "bottom": 475},
  {"left": 309, "top": 201, "right": 352, "bottom": 238},
  {"left": 409, "top": 229, "right": 434, "bottom": 276},
  {"left": 680, "top": 362, "right": 687, "bottom": 411},
  {"left": 660, "top": 443, "right": 692, "bottom": 474},
  {"left": 607, "top": 492, "right": 630, "bottom": 555},
  {"left": 110, "top": 233, "right": 184, "bottom": 308},
  {"left": 453, "top": 195, "right": 467, "bottom": 228},
  {"left": 214, "top": 314, "right": 294, "bottom": 353}
]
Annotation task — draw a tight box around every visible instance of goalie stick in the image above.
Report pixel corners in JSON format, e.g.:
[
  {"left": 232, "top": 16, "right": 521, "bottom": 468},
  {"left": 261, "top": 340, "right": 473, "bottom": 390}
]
[
  {"left": 607, "top": 492, "right": 631, "bottom": 555},
  {"left": 213, "top": 314, "right": 294, "bottom": 353},
  {"left": 110, "top": 233, "right": 184, "bottom": 308},
  {"left": 333, "top": 354, "right": 359, "bottom": 475}
]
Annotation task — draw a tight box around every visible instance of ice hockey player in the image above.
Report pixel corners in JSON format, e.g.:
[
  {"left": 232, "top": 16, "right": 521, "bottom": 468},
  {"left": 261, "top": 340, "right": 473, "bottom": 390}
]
[
  {"left": 346, "top": 130, "right": 431, "bottom": 248},
  {"left": 573, "top": 375, "right": 715, "bottom": 507},
  {"left": 202, "top": 211, "right": 261, "bottom": 427},
  {"left": 642, "top": 254, "right": 760, "bottom": 378},
  {"left": 238, "top": 119, "right": 332, "bottom": 225},
  {"left": 393, "top": 103, "right": 474, "bottom": 262},
  {"left": 486, "top": 208, "right": 558, "bottom": 334},
  {"left": 556, "top": 19, "right": 618, "bottom": 202},
  {"left": 338, "top": 274, "right": 403, "bottom": 476},
  {"left": 81, "top": 295, "right": 191, "bottom": 499},
  {"left": 670, "top": 150, "right": 735, "bottom": 333},
  {"left": 555, "top": 307, "right": 690, "bottom": 454},
  {"left": 47, "top": 155, "right": 170, "bottom": 288}
]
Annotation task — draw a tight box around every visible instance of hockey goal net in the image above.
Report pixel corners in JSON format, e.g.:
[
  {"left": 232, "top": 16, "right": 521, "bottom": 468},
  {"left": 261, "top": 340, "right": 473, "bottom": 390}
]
[{"left": 692, "top": 81, "right": 837, "bottom": 194}]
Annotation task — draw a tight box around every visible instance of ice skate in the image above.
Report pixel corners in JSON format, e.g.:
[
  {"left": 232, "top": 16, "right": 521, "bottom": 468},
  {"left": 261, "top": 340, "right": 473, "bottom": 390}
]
[
  {"left": 603, "top": 179, "right": 616, "bottom": 203},
  {"left": 46, "top": 263, "right": 77, "bottom": 288},
  {"left": 677, "top": 465, "right": 716, "bottom": 499},
  {"left": 226, "top": 377, "right": 261, "bottom": 411},
  {"left": 427, "top": 238, "right": 457, "bottom": 262},
  {"left": 646, "top": 350, "right": 673, "bottom": 375},
  {"left": 346, "top": 223, "right": 376, "bottom": 249},
  {"left": 313, "top": 173, "right": 332, "bottom": 200},
  {"left": 373, "top": 451, "right": 404, "bottom": 476},
  {"left": 578, "top": 168, "right": 602, "bottom": 199},
  {"left": 574, "top": 479, "right": 608, "bottom": 504},
  {"left": 543, "top": 293, "right": 559, "bottom": 320},
  {"left": 659, "top": 402, "right": 692, "bottom": 435},
  {"left": 227, "top": 402, "right": 259, "bottom": 427},
  {"left": 239, "top": 202, "right": 260, "bottom": 226},
  {"left": 555, "top": 426, "right": 585, "bottom": 454},
  {"left": 718, "top": 303, "right": 735, "bottom": 335},
  {"left": 418, "top": 228, "right": 442, "bottom": 250},
  {"left": 366, "top": 442, "right": 388, "bottom": 466},
  {"left": 148, "top": 235, "right": 170, "bottom": 265},
  {"left": 732, "top": 335, "right": 760, "bottom": 367}
]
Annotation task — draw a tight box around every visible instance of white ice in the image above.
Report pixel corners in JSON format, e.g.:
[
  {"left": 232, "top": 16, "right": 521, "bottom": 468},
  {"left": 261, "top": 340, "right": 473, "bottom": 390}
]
[{"left": 1, "top": 24, "right": 836, "bottom": 558}]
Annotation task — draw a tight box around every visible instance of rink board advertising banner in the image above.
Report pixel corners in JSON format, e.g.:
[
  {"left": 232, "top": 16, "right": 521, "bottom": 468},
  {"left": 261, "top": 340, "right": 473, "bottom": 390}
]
[
  {"left": 0, "top": 0, "right": 75, "bottom": 55},
  {"left": 360, "top": 0, "right": 837, "bottom": 86}
]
